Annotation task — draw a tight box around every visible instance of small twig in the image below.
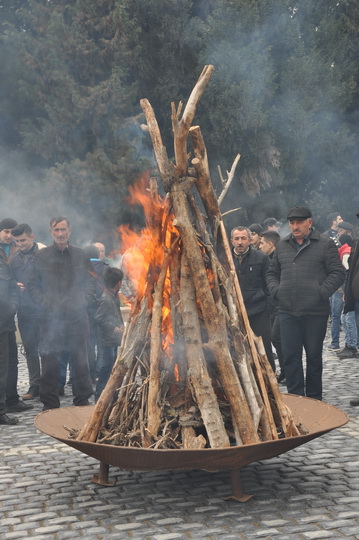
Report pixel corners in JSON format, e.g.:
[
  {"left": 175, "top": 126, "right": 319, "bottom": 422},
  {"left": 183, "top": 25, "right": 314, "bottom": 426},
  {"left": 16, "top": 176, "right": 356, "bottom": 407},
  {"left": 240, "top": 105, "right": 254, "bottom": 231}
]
[
  {"left": 218, "top": 153, "right": 241, "bottom": 207},
  {"left": 221, "top": 206, "right": 241, "bottom": 217}
]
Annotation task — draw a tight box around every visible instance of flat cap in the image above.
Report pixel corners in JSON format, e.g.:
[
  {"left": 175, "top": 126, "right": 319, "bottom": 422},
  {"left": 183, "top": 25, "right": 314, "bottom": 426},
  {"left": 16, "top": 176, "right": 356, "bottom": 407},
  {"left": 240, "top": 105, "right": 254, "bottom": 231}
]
[
  {"left": 262, "top": 217, "right": 282, "bottom": 229},
  {"left": 0, "top": 218, "right": 17, "bottom": 231},
  {"left": 338, "top": 221, "right": 353, "bottom": 231},
  {"left": 248, "top": 223, "right": 263, "bottom": 234},
  {"left": 286, "top": 206, "right": 312, "bottom": 220}
]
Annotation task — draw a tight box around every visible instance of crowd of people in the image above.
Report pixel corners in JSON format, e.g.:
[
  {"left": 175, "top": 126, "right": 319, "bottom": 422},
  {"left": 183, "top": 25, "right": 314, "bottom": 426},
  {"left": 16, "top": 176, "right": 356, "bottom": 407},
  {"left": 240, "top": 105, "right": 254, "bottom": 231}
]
[
  {"left": 0, "top": 206, "right": 358, "bottom": 426},
  {"left": 0, "top": 216, "right": 124, "bottom": 425},
  {"left": 230, "top": 207, "right": 359, "bottom": 404}
]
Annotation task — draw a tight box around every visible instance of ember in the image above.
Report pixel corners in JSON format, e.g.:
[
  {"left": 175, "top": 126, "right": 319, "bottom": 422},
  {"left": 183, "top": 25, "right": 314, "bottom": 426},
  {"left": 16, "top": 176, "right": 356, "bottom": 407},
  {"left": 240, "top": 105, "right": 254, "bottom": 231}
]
[{"left": 76, "top": 65, "right": 302, "bottom": 449}]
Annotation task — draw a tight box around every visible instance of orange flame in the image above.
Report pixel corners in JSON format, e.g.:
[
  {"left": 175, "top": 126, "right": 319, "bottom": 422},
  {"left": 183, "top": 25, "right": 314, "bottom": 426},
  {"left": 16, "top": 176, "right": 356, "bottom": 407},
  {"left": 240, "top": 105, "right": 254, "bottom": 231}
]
[{"left": 119, "top": 175, "right": 178, "bottom": 365}]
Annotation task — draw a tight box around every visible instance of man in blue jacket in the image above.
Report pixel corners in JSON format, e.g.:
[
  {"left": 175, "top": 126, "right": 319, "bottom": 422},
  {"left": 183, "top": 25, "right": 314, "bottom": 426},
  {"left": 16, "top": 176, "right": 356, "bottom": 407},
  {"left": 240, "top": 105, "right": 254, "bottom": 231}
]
[{"left": 267, "top": 206, "right": 345, "bottom": 401}]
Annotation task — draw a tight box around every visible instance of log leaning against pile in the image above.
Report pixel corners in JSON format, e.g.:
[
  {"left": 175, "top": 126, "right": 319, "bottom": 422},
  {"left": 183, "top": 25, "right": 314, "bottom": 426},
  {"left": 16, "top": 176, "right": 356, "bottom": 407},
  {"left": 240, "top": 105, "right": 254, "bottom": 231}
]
[{"left": 75, "top": 65, "right": 302, "bottom": 450}]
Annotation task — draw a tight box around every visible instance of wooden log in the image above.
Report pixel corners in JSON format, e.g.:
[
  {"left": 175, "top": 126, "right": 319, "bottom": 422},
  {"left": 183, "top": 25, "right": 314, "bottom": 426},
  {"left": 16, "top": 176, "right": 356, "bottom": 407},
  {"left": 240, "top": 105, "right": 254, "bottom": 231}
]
[
  {"left": 77, "top": 298, "right": 151, "bottom": 442},
  {"left": 147, "top": 248, "right": 174, "bottom": 439},
  {"left": 189, "top": 126, "right": 278, "bottom": 438},
  {"left": 172, "top": 186, "right": 259, "bottom": 445},
  {"left": 180, "top": 254, "right": 230, "bottom": 448},
  {"left": 172, "top": 65, "right": 214, "bottom": 177}
]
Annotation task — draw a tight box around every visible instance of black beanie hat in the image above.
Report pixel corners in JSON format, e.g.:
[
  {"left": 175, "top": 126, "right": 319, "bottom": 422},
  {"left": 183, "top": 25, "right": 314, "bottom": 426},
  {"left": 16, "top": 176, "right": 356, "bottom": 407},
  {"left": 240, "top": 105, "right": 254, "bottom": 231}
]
[{"left": 0, "top": 218, "right": 17, "bottom": 231}]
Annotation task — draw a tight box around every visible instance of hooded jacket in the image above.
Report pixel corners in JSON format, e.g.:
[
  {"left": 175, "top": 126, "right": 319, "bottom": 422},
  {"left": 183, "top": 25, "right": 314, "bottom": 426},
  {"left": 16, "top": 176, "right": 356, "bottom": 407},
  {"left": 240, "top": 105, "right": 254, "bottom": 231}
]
[
  {"left": 95, "top": 288, "right": 124, "bottom": 347},
  {"left": 267, "top": 229, "right": 345, "bottom": 316}
]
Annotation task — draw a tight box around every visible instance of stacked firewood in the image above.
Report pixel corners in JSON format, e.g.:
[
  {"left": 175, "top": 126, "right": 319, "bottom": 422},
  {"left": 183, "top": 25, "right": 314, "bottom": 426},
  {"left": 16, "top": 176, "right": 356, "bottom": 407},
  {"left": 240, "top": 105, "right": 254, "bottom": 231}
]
[{"left": 76, "top": 65, "right": 302, "bottom": 449}]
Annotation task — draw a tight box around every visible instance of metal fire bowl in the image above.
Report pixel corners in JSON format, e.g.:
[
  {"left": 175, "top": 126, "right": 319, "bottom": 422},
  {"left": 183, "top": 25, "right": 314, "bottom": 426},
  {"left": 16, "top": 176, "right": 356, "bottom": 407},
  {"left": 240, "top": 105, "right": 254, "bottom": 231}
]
[{"left": 34, "top": 395, "right": 349, "bottom": 501}]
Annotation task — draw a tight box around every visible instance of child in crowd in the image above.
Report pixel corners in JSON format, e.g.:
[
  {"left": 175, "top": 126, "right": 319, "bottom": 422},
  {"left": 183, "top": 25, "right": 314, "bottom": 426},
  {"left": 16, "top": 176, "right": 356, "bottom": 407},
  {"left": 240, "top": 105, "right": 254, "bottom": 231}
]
[{"left": 95, "top": 267, "right": 124, "bottom": 401}]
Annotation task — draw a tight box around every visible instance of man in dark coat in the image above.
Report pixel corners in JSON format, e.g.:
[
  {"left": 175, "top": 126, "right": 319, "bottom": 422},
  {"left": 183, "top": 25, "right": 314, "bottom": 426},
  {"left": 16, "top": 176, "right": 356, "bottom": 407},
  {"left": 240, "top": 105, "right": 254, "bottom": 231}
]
[
  {"left": 231, "top": 226, "right": 275, "bottom": 371},
  {"left": 267, "top": 206, "right": 345, "bottom": 401},
  {"left": 0, "top": 256, "right": 20, "bottom": 424},
  {"left": 11, "top": 224, "right": 45, "bottom": 399},
  {"left": 28, "top": 217, "right": 95, "bottom": 411}
]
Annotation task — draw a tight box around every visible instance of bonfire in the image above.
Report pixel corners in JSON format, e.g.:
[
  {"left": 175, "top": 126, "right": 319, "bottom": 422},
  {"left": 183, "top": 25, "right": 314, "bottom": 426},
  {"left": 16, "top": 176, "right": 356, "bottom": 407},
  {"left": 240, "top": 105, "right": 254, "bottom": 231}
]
[{"left": 75, "top": 65, "right": 302, "bottom": 449}]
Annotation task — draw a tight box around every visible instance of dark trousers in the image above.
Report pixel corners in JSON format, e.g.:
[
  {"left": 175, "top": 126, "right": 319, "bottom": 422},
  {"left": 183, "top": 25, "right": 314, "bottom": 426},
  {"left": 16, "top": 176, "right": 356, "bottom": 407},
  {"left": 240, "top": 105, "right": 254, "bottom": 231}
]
[
  {"left": 0, "top": 331, "right": 9, "bottom": 416},
  {"left": 17, "top": 312, "right": 41, "bottom": 393},
  {"left": 279, "top": 313, "right": 328, "bottom": 401},
  {"left": 95, "top": 346, "right": 117, "bottom": 401},
  {"left": 249, "top": 310, "right": 275, "bottom": 371},
  {"left": 39, "top": 317, "right": 93, "bottom": 410},
  {"left": 6, "top": 330, "right": 20, "bottom": 407}
]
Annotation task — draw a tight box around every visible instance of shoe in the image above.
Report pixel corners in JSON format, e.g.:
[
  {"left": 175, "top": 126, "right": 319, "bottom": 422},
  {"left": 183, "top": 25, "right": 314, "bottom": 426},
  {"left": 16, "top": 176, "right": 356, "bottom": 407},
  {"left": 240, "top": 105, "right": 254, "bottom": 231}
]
[
  {"left": 58, "top": 386, "right": 65, "bottom": 396},
  {"left": 350, "top": 399, "right": 359, "bottom": 406},
  {"left": 327, "top": 344, "right": 341, "bottom": 352},
  {"left": 42, "top": 405, "right": 59, "bottom": 411},
  {"left": 6, "top": 401, "right": 34, "bottom": 413},
  {"left": 0, "top": 414, "right": 19, "bottom": 425},
  {"left": 22, "top": 388, "right": 39, "bottom": 400},
  {"left": 337, "top": 345, "right": 358, "bottom": 359}
]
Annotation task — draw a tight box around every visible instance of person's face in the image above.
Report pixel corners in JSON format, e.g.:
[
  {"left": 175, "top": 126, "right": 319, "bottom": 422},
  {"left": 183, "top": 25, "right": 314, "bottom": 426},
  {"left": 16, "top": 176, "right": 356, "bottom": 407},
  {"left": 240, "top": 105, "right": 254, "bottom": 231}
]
[
  {"left": 94, "top": 242, "right": 105, "bottom": 260},
  {"left": 335, "top": 215, "right": 343, "bottom": 225},
  {"left": 14, "top": 233, "right": 35, "bottom": 252},
  {"left": 51, "top": 220, "right": 71, "bottom": 249},
  {"left": 231, "top": 229, "right": 251, "bottom": 254},
  {"left": 289, "top": 218, "right": 312, "bottom": 241},
  {"left": 250, "top": 231, "right": 261, "bottom": 246},
  {"left": 338, "top": 228, "right": 349, "bottom": 238},
  {"left": 259, "top": 238, "right": 273, "bottom": 255},
  {"left": 0, "top": 228, "right": 14, "bottom": 244},
  {"left": 268, "top": 224, "right": 280, "bottom": 233}
]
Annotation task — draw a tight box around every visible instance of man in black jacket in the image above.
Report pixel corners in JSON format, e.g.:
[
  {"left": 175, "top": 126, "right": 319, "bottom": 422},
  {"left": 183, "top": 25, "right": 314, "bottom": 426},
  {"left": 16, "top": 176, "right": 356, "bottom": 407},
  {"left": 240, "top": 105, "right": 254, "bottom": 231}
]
[
  {"left": 11, "top": 224, "right": 45, "bottom": 400},
  {"left": 0, "top": 257, "right": 20, "bottom": 424},
  {"left": 267, "top": 206, "right": 345, "bottom": 401},
  {"left": 231, "top": 226, "right": 275, "bottom": 371},
  {"left": 28, "top": 217, "right": 95, "bottom": 411}
]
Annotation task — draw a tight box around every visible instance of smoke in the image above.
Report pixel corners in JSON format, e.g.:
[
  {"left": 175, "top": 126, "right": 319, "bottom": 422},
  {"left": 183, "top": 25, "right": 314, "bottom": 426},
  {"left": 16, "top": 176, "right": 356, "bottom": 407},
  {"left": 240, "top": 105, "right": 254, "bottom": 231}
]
[
  {"left": 198, "top": 2, "right": 359, "bottom": 233},
  {"left": 0, "top": 148, "right": 108, "bottom": 247}
]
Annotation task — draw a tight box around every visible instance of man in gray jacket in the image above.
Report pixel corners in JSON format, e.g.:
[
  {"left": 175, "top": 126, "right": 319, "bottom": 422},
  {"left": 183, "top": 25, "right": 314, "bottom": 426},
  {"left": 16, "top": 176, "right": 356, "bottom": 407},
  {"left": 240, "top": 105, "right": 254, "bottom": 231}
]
[{"left": 266, "top": 206, "right": 345, "bottom": 400}]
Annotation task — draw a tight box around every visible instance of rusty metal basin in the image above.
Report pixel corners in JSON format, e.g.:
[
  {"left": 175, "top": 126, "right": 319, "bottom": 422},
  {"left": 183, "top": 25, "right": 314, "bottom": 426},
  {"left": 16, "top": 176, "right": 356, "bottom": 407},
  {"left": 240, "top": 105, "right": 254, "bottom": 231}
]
[{"left": 34, "top": 394, "right": 349, "bottom": 501}]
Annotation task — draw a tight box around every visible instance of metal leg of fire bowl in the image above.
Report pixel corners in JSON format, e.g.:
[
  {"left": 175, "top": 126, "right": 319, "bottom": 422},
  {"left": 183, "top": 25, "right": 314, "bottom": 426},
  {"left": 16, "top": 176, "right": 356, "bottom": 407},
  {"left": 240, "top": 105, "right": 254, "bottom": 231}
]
[
  {"left": 222, "top": 469, "right": 253, "bottom": 502},
  {"left": 91, "top": 461, "right": 116, "bottom": 487}
]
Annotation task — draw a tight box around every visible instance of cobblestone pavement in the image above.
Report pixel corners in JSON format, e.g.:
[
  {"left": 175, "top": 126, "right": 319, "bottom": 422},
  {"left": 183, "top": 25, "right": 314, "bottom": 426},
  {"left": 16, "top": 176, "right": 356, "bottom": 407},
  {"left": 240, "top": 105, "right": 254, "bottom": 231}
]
[{"left": 1, "top": 335, "right": 359, "bottom": 540}]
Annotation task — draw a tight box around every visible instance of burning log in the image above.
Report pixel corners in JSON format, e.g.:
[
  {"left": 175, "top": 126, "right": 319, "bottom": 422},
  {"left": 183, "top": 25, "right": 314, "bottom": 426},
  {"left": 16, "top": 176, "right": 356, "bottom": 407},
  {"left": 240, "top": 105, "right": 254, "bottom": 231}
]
[{"left": 77, "top": 65, "right": 301, "bottom": 448}]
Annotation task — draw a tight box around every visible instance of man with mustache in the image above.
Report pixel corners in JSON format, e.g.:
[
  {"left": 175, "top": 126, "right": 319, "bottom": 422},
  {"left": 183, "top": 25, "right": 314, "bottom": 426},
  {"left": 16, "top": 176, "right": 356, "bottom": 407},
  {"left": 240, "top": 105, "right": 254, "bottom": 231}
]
[
  {"left": 231, "top": 226, "right": 275, "bottom": 371},
  {"left": 267, "top": 206, "right": 345, "bottom": 401}
]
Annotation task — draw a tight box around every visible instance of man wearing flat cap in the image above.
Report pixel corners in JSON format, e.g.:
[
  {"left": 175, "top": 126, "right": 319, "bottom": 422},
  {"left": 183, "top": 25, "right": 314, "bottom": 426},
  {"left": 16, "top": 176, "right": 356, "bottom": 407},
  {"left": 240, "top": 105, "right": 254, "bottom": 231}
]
[{"left": 267, "top": 206, "right": 345, "bottom": 400}]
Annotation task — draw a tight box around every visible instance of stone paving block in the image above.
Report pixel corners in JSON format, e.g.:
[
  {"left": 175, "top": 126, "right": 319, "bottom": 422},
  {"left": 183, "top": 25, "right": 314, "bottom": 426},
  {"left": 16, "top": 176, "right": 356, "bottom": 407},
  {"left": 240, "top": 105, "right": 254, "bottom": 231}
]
[
  {"left": 113, "top": 522, "right": 145, "bottom": 531},
  {"left": 302, "top": 531, "right": 337, "bottom": 539},
  {"left": 152, "top": 534, "right": 185, "bottom": 540}
]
